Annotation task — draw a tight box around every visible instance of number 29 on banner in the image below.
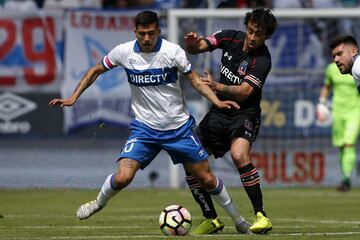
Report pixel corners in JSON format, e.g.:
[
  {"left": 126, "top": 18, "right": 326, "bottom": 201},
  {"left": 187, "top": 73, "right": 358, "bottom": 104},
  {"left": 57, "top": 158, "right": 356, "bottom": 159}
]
[{"left": 0, "top": 17, "right": 57, "bottom": 86}]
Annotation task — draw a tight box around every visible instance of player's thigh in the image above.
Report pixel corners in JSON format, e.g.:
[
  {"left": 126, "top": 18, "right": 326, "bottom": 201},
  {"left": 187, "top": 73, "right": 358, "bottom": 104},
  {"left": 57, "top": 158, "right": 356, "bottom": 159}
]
[
  {"left": 119, "top": 140, "right": 161, "bottom": 170},
  {"left": 163, "top": 129, "right": 209, "bottom": 165},
  {"left": 198, "top": 111, "right": 231, "bottom": 158},
  {"left": 229, "top": 111, "right": 260, "bottom": 145},
  {"left": 332, "top": 114, "right": 346, "bottom": 146},
  {"left": 343, "top": 113, "right": 360, "bottom": 145}
]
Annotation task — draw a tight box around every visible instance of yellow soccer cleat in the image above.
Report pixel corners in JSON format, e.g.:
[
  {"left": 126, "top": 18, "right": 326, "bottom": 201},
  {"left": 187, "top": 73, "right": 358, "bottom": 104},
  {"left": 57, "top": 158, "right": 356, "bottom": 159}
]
[
  {"left": 249, "top": 212, "right": 272, "bottom": 234},
  {"left": 193, "top": 218, "right": 225, "bottom": 235}
]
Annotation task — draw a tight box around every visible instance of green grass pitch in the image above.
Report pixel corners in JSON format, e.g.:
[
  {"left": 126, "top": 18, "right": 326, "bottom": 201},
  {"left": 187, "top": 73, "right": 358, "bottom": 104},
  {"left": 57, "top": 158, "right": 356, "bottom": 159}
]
[{"left": 0, "top": 188, "right": 359, "bottom": 239}]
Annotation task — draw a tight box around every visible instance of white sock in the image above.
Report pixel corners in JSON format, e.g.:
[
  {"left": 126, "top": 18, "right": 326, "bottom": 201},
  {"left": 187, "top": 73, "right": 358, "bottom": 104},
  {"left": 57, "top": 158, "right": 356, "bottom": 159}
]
[
  {"left": 209, "top": 178, "right": 244, "bottom": 224},
  {"left": 223, "top": 199, "right": 245, "bottom": 225},
  {"left": 96, "top": 174, "right": 119, "bottom": 206}
]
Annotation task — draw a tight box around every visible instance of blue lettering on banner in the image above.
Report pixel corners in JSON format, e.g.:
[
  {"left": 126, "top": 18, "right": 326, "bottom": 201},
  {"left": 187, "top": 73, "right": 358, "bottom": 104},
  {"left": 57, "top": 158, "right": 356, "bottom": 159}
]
[{"left": 124, "top": 67, "right": 178, "bottom": 86}]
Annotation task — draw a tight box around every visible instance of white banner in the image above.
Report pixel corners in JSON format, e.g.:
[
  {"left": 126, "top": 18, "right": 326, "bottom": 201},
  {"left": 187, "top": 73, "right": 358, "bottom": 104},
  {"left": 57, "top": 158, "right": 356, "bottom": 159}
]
[
  {"left": 63, "top": 10, "right": 138, "bottom": 133},
  {"left": 0, "top": 10, "right": 63, "bottom": 93}
]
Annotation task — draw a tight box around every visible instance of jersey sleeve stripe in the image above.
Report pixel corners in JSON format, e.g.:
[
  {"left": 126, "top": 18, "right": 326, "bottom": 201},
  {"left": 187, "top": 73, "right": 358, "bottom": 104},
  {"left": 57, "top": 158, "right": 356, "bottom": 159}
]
[
  {"left": 244, "top": 75, "right": 262, "bottom": 88},
  {"left": 206, "top": 35, "right": 218, "bottom": 47},
  {"left": 218, "top": 38, "right": 243, "bottom": 43},
  {"left": 103, "top": 55, "right": 114, "bottom": 69}
]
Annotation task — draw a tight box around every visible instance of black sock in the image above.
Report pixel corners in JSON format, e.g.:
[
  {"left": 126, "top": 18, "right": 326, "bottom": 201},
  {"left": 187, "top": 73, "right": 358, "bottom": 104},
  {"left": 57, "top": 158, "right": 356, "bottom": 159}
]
[
  {"left": 238, "top": 163, "right": 266, "bottom": 216},
  {"left": 185, "top": 172, "right": 218, "bottom": 219}
]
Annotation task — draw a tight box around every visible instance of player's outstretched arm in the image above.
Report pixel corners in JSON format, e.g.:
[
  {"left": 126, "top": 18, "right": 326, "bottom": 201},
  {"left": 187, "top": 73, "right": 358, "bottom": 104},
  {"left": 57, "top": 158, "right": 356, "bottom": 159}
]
[
  {"left": 49, "top": 63, "right": 107, "bottom": 108},
  {"left": 184, "top": 32, "right": 210, "bottom": 54},
  {"left": 186, "top": 70, "right": 239, "bottom": 110}
]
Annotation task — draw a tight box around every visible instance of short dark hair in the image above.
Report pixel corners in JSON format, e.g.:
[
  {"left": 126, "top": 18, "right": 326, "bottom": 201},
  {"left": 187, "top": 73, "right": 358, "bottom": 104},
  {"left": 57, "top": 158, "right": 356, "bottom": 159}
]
[
  {"left": 135, "top": 11, "right": 159, "bottom": 28},
  {"left": 329, "top": 35, "right": 358, "bottom": 50},
  {"left": 244, "top": 8, "right": 277, "bottom": 39}
]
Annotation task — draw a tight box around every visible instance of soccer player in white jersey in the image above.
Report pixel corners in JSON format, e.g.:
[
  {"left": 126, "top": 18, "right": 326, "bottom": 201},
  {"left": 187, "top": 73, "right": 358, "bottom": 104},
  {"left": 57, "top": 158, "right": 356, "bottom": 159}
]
[
  {"left": 49, "top": 11, "right": 251, "bottom": 233},
  {"left": 330, "top": 35, "right": 360, "bottom": 93}
]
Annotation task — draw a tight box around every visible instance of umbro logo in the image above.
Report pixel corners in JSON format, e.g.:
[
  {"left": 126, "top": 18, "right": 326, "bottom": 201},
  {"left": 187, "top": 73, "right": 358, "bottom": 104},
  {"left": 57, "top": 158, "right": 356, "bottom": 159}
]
[
  {"left": 198, "top": 149, "right": 205, "bottom": 156},
  {"left": 0, "top": 92, "right": 37, "bottom": 121}
]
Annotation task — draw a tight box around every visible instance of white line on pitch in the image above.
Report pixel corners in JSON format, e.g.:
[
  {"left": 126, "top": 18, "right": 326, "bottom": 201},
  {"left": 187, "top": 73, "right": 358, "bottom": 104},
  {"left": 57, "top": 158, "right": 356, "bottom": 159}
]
[
  {"left": 3, "top": 214, "right": 158, "bottom": 219},
  {"left": 2, "top": 226, "right": 141, "bottom": 229},
  {"left": 1, "top": 225, "right": 358, "bottom": 230},
  {"left": 4, "top": 214, "right": 360, "bottom": 225},
  {"left": 277, "top": 218, "right": 360, "bottom": 224},
  {"left": 271, "top": 232, "right": 360, "bottom": 236}
]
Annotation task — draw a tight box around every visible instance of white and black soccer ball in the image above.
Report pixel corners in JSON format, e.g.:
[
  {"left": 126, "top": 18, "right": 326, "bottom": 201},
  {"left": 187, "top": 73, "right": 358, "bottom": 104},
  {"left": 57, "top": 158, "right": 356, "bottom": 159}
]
[{"left": 159, "top": 204, "right": 192, "bottom": 236}]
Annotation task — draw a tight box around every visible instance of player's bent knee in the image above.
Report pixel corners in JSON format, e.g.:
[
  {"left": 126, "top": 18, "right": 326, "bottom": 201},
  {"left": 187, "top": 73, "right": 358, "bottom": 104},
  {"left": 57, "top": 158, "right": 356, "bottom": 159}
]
[
  {"left": 231, "top": 151, "right": 246, "bottom": 161},
  {"left": 231, "top": 152, "right": 250, "bottom": 167},
  {"left": 196, "top": 174, "right": 216, "bottom": 190},
  {"left": 114, "top": 173, "right": 134, "bottom": 188}
]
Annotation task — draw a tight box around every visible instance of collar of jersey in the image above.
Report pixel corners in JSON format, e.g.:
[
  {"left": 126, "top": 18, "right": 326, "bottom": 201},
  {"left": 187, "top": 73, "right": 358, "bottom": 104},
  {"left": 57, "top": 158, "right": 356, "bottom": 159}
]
[
  {"left": 353, "top": 53, "right": 360, "bottom": 62},
  {"left": 134, "top": 38, "right": 162, "bottom": 53}
]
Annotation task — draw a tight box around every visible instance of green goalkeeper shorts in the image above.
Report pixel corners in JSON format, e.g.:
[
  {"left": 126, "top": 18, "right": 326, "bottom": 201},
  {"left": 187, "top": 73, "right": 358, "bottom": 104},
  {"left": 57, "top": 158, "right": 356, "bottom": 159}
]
[{"left": 332, "top": 110, "right": 360, "bottom": 147}]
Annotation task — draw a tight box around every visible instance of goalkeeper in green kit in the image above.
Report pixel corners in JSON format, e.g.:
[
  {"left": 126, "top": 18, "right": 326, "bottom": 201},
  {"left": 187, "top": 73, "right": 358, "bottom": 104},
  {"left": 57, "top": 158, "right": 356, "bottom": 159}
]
[{"left": 316, "top": 62, "right": 360, "bottom": 191}]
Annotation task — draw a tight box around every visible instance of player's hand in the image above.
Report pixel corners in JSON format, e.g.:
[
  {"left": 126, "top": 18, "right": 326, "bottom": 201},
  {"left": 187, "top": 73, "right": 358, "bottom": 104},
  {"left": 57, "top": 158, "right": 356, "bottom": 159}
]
[
  {"left": 184, "top": 32, "right": 203, "bottom": 48},
  {"left": 49, "top": 97, "right": 76, "bottom": 108},
  {"left": 316, "top": 102, "right": 330, "bottom": 122},
  {"left": 200, "top": 68, "right": 220, "bottom": 91},
  {"left": 215, "top": 100, "right": 240, "bottom": 110}
]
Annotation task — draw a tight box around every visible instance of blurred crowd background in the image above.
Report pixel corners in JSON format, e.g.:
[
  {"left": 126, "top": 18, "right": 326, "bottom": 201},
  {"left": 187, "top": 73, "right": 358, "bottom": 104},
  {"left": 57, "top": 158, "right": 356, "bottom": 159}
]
[{"left": 0, "top": 0, "right": 360, "bottom": 10}]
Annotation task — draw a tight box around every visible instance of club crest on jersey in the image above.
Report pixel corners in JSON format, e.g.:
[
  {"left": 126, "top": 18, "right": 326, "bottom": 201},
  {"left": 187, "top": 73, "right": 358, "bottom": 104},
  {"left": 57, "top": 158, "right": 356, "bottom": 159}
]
[
  {"left": 237, "top": 61, "right": 248, "bottom": 76},
  {"left": 244, "top": 119, "right": 253, "bottom": 131}
]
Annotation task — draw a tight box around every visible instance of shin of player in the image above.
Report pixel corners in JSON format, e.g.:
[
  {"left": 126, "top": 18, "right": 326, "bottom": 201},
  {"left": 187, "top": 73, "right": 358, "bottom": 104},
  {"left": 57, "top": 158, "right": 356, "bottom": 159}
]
[{"left": 89, "top": 158, "right": 247, "bottom": 229}]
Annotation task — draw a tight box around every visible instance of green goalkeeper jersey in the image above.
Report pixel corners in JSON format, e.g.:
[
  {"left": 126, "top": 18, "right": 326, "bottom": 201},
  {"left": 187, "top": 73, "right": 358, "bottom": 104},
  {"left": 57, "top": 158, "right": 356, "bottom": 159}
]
[{"left": 324, "top": 62, "right": 360, "bottom": 115}]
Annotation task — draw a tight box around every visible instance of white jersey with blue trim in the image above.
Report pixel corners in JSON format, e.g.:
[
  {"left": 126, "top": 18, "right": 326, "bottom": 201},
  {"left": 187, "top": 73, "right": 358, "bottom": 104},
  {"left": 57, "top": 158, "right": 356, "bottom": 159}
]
[
  {"left": 351, "top": 54, "right": 360, "bottom": 93},
  {"left": 102, "top": 38, "right": 192, "bottom": 130}
]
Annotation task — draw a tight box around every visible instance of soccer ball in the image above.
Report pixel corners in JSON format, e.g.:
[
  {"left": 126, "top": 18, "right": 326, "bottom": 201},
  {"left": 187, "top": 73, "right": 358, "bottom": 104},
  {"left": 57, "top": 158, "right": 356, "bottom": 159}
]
[{"left": 159, "top": 204, "right": 192, "bottom": 236}]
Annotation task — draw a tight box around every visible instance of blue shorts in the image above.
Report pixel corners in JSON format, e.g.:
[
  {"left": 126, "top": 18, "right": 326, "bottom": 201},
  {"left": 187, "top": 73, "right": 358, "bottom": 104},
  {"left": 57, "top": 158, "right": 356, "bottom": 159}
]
[{"left": 118, "top": 116, "right": 209, "bottom": 169}]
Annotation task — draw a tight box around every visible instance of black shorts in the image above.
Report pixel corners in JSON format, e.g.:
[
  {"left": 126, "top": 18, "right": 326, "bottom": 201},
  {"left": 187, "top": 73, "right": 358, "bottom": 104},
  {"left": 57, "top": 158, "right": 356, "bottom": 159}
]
[{"left": 196, "top": 108, "right": 260, "bottom": 158}]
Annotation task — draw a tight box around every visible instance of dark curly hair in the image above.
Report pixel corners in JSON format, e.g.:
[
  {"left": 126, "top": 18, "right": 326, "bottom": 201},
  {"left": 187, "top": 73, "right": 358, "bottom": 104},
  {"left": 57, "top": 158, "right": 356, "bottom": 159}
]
[{"left": 244, "top": 8, "right": 277, "bottom": 39}]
